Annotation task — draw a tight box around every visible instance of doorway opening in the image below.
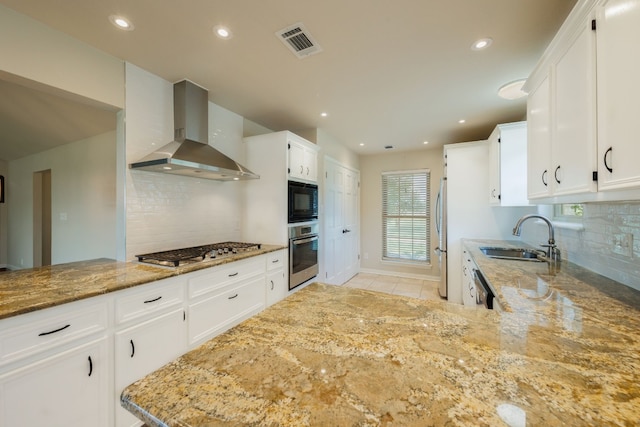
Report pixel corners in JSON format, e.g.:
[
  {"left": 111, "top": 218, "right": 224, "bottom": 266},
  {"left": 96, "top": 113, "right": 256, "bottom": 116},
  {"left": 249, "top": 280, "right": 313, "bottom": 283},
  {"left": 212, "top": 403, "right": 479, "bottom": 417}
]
[{"left": 33, "top": 169, "right": 51, "bottom": 267}]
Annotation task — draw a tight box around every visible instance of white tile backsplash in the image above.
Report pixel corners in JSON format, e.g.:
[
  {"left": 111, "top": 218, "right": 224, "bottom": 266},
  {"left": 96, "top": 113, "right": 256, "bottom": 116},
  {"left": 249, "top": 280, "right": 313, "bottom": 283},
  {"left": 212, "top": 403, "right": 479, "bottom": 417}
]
[
  {"left": 124, "top": 63, "right": 246, "bottom": 259},
  {"left": 524, "top": 202, "right": 640, "bottom": 291}
]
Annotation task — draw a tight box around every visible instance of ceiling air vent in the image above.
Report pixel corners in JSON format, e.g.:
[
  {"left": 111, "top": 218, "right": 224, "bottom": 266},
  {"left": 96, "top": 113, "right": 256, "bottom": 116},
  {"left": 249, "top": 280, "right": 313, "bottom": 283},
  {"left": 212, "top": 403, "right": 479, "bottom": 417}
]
[{"left": 276, "top": 22, "right": 322, "bottom": 59}]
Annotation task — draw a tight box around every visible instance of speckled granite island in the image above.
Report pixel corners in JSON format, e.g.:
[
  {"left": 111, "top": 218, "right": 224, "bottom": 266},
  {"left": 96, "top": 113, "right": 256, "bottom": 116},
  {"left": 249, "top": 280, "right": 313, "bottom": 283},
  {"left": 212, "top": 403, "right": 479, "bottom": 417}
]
[{"left": 121, "top": 246, "right": 640, "bottom": 427}]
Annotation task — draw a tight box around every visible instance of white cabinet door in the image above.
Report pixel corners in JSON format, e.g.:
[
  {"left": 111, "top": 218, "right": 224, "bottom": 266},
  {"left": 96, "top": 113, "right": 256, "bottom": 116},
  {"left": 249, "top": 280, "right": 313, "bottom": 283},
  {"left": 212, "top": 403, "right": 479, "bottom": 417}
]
[
  {"left": 115, "top": 309, "right": 186, "bottom": 427},
  {"left": 527, "top": 74, "right": 553, "bottom": 199},
  {"left": 303, "top": 147, "right": 318, "bottom": 182},
  {"left": 288, "top": 140, "right": 306, "bottom": 180},
  {"left": 461, "top": 249, "right": 476, "bottom": 307},
  {"left": 0, "top": 337, "right": 109, "bottom": 427},
  {"left": 489, "top": 122, "right": 529, "bottom": 206},
  {"left": 488, "top": 129, "right": 501, "bottom": 205},
  {"left": 266, "top": 269, "right": 287, "bottom": 306},
  {"left": 553, "top": 21, "right": 598, "bottom": 196},
  {"left": 596, "top": 0, "right": 640, "bottom": 191},
  {"left": 266, "top": 250, "right": 287, "bottom": 306},
  {"left": 288, "top": 138, "right": 319, "bottom": 183}
]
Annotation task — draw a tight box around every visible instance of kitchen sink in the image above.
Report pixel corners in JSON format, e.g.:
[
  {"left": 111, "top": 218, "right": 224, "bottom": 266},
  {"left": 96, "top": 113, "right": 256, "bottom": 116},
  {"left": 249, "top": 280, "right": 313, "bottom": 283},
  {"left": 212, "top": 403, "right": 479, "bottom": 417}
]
[{"left": 479, "top": 247, "right": 545, "bottom": 262}]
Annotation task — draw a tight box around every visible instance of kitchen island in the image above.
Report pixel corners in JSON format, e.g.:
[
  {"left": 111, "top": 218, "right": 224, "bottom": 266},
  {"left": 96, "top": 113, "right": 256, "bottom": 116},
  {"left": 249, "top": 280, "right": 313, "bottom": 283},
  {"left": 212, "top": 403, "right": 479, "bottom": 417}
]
[{"left": 121, "top": 273, "right": 640, "bottom": 426}]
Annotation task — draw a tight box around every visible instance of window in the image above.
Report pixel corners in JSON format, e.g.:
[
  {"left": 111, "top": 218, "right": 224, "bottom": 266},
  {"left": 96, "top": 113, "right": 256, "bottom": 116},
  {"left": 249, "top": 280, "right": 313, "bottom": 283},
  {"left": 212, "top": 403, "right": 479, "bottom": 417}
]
[
  {"left": 382, "top": 170, "right": 430, "bottom": 263},
  {"left": 554, "top": 203, "right": 584, "bottom": 220}
]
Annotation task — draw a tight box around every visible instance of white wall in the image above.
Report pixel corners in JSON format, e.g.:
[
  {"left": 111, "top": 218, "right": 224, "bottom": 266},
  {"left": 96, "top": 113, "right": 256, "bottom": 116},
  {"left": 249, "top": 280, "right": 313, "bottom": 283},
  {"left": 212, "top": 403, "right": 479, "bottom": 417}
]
[
  {"left": 125, "top": 63, "right": 248, "bottom": 258},
  {"left": 7, "top": 131, "right": 117, "bottom": 268},
  {"left": 359, "top": 148, "right": 443, "bottom": 280}
]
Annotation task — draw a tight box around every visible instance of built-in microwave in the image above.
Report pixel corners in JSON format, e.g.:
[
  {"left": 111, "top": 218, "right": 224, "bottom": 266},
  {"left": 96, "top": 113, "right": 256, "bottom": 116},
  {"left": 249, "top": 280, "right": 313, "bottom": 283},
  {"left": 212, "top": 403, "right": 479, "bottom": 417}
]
[{"left": 288, "top": 181, "right": 318, "bottom": 223}]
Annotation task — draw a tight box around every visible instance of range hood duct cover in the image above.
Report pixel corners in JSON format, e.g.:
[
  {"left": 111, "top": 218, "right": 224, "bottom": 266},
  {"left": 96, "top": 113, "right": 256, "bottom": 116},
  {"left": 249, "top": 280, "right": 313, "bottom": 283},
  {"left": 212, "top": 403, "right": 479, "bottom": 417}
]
[{"left": 129, "top": 80, "right": 259, "bottom": 181}]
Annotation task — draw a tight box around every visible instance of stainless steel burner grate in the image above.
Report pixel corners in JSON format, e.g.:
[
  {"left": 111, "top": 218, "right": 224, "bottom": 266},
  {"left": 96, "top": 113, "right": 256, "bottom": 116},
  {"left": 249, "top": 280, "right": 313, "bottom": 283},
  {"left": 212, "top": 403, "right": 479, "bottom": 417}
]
[{"left": 136, "top": 242, "right": 261, "bottom": 267}]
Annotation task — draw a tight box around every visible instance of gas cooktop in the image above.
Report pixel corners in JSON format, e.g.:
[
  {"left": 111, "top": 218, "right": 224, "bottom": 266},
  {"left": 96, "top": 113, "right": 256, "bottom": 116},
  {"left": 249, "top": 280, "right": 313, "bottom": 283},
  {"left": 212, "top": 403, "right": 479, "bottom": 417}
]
[{"left": 136, "top": 242, "right": 262, "bottom": 267}]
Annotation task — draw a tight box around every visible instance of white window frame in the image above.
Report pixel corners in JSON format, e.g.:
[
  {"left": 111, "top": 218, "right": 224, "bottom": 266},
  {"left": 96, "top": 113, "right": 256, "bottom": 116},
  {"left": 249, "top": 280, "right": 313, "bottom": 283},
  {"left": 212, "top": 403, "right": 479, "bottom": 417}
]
[{"left": 381, "top": 169, "right": 430, "bottom": 264}]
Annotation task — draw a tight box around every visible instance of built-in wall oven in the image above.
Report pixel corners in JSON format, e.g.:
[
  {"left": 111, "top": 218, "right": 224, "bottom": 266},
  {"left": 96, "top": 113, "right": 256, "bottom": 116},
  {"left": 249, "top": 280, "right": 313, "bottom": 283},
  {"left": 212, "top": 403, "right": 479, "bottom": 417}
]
[
  {"left": 289, "top": 222, "right": 319, "bottom": 290},
  {"left": 288, "top": 181, "right": 318, "bottom": 223}
]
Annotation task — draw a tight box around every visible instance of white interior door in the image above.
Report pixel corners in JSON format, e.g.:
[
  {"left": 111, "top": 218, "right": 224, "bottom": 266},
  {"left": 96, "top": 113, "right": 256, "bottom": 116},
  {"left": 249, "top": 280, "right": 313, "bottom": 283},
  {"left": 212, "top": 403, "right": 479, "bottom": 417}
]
[{"left": 323, "top": 157, "right": 359, "bottom": 285}]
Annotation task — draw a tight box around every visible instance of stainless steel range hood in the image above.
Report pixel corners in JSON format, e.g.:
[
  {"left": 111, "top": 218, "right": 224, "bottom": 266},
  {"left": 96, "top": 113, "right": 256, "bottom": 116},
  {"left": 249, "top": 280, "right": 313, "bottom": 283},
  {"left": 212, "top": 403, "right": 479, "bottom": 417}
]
[{"left": 129, "top": 80, "right": 259, "bottom": 181}]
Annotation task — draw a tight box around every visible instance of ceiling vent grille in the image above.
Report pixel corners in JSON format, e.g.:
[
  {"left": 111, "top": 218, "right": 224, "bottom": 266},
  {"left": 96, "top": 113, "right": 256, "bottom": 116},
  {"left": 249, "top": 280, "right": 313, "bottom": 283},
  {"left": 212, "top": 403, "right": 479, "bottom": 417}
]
[{"left": 276, "top": 22, "right": 322, "bottom": 59}]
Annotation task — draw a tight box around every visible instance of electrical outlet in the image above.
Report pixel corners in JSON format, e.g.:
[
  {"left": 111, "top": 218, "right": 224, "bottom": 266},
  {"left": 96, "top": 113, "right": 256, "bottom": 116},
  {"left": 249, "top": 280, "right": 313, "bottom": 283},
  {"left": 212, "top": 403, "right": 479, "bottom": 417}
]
[{"left": 612, "top": 233, "right": 633, "bottom": 258}]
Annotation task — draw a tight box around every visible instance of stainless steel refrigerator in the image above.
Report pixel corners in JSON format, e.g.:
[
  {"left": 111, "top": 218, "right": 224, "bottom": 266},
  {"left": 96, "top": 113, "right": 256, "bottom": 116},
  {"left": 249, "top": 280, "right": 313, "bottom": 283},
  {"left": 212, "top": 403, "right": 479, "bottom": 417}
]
[{"left": 435, "top": 140, "right": 534, "bottom": 305}]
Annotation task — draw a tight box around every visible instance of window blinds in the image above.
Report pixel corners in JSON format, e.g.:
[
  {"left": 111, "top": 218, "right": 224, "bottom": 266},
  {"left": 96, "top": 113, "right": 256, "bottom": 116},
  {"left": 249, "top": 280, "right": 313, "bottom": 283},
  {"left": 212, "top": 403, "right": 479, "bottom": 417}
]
[{"left": 382, "top": 170, "right": 430, "bottom": 263}]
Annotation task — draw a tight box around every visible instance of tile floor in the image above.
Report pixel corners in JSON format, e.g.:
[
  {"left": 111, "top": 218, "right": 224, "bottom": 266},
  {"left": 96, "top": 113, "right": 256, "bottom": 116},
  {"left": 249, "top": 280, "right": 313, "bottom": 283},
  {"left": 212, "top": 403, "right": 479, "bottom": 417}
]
[{"left": 341, "top": 272, "right": 443, "bottom": 301}]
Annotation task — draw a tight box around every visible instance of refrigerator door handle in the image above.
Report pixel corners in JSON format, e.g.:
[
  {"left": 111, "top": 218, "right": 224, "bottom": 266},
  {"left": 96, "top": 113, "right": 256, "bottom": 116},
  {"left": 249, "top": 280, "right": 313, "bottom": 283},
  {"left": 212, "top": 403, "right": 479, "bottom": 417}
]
[{"left": 435, "top": 190, "right": 441, "bottom": 234}]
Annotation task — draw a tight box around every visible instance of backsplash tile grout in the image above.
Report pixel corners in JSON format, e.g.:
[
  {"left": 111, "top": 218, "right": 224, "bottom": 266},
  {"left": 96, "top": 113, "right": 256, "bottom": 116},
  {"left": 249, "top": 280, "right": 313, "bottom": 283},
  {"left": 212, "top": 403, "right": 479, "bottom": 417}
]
[{"left": 524, "top": 202, "right": 640, "bottom": 291}]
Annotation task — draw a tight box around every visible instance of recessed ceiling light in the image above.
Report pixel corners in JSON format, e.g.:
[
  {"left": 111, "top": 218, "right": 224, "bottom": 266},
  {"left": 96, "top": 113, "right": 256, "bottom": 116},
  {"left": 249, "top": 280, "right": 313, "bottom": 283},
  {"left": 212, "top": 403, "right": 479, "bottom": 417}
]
[
  {"left": 359, "top": 143, "right": 365, "bottom": 146},
  {"left": 458, "top": 119, "right": 466, "bottom": 124},
  {"left": 213, "top": 25, "right": 232, "bottom": 39},
  {"left": 109, "top": 15, "right": 134, "bottom": 31},
  {"left": 423, "top": 141, "right": 429, "bottom": 145},
  {"left": 320, "top": 112, "right": 328, "bottom": 117},
  {"left": 498, "top": 79, "right": 528, "bottom": 100},
  {"left": 471, "top": 37, "right": 492, "bottom": 51}
]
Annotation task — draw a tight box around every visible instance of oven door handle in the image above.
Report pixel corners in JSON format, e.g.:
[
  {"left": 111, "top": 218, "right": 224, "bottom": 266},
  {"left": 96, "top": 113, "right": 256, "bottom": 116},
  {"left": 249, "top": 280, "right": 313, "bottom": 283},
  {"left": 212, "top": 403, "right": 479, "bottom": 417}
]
[{"left": 292, "top": 236, "right": 318, "bottom": 246}]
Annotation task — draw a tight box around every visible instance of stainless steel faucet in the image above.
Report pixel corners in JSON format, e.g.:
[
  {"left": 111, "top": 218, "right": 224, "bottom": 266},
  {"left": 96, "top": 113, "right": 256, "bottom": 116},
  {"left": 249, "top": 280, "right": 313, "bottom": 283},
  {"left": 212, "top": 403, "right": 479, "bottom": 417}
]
[{"left": 512, "top": 214, "right": 561, "bottom": 262}]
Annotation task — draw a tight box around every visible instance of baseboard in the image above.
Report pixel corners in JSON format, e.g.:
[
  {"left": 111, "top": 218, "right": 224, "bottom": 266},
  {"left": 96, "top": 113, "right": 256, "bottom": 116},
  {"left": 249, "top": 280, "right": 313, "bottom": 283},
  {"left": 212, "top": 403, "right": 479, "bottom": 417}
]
[{"left": 358, "top": 268, "right": 440, "bottom": 282}]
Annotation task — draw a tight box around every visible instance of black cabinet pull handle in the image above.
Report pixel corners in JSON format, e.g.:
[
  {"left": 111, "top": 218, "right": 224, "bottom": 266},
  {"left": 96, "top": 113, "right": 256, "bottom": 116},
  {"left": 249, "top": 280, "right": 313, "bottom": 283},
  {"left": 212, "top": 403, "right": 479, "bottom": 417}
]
[
  {"left": 130, "top": 340, "right": 135, "bottom": 358},
  {"left": 271, "top": 259, "right": 279, "bottom": 263},
  {"left": 38, "top": 324, "right": 70, "bottom": 336},
  {"left": 542, "top": 170, "right": 548, "bottom": 187},
  {"left": 554, "top": 166, "right": 561, "bottom": 184},
  {"left": 143, "top": 296, "right": 162, "bottom": 304},
  {"left": 228, "top": 272, "right": 239, "bottom": 277},
  {"left": 270, "top": 280, "right": 275, "bottom": 290},
  {"left": 604, "top": 147, "right": 613, "bottom": 173},
  {"left": 228, "top": 293, "right": 239, "bottom": 300},
  {"left": 88, "top": 356, "right": 93, "bottom": 377}
]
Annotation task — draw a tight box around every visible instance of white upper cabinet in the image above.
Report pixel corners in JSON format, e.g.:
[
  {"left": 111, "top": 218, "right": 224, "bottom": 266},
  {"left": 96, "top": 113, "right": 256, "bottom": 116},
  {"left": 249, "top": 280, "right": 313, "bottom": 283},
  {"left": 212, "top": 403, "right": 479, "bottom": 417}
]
[
  {"left": 527, "top": 75, "right": 553, "bottom": 199},
  {"left": 526, "top": 8, "right": 598, "bottom": 200},
  {"left": 288, "top": 137, "right": 319, "bottom": 183},
  {"left": 488, "top": 121, "right": 529, "bottom": 206},
  {"left": 595, "top": 0, "right": 640, "bottom": 191},
  {"left": 526, "top": 0, "right": 640, "bottom": 201},
  {"left": 552, "top": 19, "right": 598, "bottom": 196}
]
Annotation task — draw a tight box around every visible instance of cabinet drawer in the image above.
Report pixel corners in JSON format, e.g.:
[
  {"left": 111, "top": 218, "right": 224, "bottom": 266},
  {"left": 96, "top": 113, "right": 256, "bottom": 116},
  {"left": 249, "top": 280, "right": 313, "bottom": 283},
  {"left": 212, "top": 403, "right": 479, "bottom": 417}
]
[
  {"left": 115, "top": 277, "right": 184, "bottom": 325},
  {"left": 0, "top": 299, "right": 108, "bottom": 367},
  {"left": 266, "top": 250, "right": 285, "bottom": 271},
  {"left": 188, "top": 275, "right": 265, "bottom": 346},
  {"left": 188, "top": 256, "right": 265, "bottom": 299}
]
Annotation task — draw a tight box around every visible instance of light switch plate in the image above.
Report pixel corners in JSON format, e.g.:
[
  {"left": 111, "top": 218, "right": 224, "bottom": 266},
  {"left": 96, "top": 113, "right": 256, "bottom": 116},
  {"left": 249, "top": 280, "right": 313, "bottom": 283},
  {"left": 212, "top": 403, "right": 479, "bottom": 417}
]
[{"left": 612, "top": 233, "right": 633, "bottom": 258}]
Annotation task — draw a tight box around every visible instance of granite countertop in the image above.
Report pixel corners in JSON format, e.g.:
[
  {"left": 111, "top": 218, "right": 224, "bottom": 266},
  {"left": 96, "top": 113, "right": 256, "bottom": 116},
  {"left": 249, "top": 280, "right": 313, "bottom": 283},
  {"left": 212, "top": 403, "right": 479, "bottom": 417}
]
[
  {"left": 121, "top": 279, "right": 640, "bottom": 426},
  {"left": 0, "top": 245, "right": 285, "bottom": 320}
]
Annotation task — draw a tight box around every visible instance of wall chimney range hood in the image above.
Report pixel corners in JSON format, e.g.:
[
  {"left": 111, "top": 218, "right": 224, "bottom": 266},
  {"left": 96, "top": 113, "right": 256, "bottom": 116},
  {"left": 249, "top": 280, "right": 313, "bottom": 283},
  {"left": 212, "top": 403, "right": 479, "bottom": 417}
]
[{"left": 129, "top": 80, "right": 259, "bottom": 181}]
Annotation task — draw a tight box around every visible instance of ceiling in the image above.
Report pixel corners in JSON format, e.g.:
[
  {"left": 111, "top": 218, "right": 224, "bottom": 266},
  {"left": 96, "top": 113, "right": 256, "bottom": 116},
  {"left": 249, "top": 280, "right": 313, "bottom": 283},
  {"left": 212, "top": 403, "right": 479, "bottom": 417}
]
[{"left": 0, "top": 0, "right": 577, "bottom": 155}]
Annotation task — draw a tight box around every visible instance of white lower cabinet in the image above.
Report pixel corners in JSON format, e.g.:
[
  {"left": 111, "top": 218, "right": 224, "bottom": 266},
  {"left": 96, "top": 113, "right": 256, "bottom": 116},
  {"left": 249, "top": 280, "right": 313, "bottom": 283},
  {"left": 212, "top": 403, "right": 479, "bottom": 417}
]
[
  {"left": 0, "top": 336, "right": 110, "bottom": 427},
  {"left": 0, "top": 252, "right": 281, "bottom": 426},
  {"left": 114, "top": 308, "right": 186, "bottom": 427},
  {"left": 266, "top": 249, "right": 287, "bottom": 306},
  {"left": 461, "top": 249, "right": 477, "bottom": 307},
  {"left": 188, "top": 275, "right": 265, "bottom": 347}
]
